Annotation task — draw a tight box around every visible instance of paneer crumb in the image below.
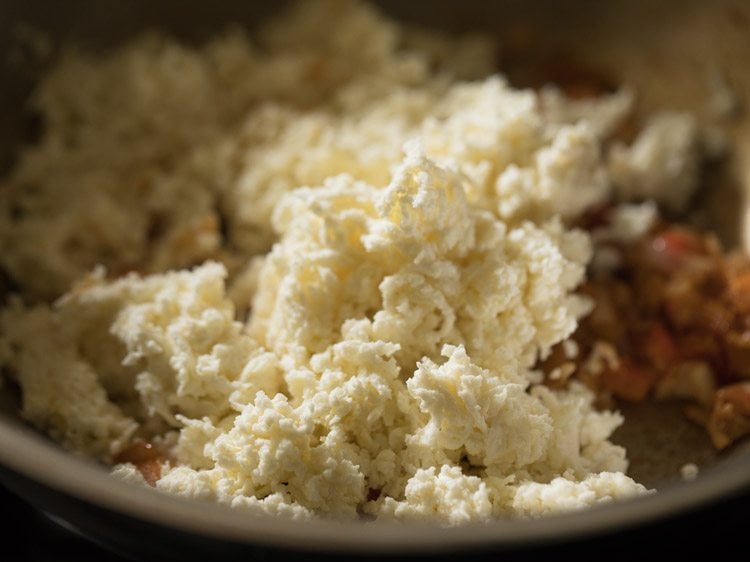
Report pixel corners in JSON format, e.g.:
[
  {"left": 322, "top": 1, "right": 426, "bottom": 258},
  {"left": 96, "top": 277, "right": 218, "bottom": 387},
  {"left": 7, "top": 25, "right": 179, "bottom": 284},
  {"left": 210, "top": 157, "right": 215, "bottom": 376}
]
[{"left": 680, "top": 463, "right": 700, "bottom": 481}]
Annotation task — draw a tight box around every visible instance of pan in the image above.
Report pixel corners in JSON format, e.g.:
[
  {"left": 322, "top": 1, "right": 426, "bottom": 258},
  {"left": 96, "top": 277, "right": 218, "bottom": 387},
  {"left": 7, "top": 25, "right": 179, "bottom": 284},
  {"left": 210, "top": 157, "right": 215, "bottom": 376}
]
[{"left": 0, "top": 0, "right": 749, "bottom": 558}]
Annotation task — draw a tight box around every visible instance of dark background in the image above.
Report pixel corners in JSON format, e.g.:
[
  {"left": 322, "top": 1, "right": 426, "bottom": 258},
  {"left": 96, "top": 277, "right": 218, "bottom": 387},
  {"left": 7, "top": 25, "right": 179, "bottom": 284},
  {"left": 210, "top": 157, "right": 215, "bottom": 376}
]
[{"left": 2, "top": 482, "right": 747, "bottom": 562}]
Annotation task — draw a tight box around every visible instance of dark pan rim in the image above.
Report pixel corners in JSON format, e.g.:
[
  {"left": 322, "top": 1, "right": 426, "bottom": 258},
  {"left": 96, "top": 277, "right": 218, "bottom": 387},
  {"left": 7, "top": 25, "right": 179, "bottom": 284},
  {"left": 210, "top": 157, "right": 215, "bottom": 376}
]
[{"left": 0, "top": 418, "right": 748, "bottom": 553}]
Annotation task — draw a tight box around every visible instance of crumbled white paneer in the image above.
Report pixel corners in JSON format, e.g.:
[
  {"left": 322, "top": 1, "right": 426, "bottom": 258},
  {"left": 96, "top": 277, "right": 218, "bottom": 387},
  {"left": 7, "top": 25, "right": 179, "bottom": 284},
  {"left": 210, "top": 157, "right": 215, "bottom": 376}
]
[
  {"left": 1, "top": 0, "right": 709, "bottom": 523},
  {"left": 592, "top": 202, "right": 658, "bottom": 245},
  {"left": 609, "top": 112, "right": 701, "bottom": 212}
]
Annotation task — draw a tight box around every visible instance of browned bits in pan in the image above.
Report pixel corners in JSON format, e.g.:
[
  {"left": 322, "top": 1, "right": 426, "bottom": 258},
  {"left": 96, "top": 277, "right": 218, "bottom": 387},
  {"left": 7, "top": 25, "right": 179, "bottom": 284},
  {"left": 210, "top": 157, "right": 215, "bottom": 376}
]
[
  {"left": 543, "top": 220, "right": 750, "bottom": 449},
  {"left": 113, "top": 441, "right": 171, "bottom": 486}
]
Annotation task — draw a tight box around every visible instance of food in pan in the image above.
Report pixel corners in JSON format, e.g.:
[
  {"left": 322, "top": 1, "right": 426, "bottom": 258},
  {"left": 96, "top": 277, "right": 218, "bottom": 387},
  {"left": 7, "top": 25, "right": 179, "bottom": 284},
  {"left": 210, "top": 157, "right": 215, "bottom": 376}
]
[{"left": 0, "top": 0, "right": 746, "bottom": 523}]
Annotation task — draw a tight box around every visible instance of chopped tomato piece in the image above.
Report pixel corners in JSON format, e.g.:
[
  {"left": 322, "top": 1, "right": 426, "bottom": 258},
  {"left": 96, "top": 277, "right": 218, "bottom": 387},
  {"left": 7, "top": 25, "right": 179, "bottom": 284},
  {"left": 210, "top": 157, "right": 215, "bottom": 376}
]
[
  {"left": 645, "top": 227, "right": 706, "bottom": 273},
  {"left": 600, "top": 359, "right": 657, "bottom": 402},
  {"left": 707, "top": 382, "right": 750, "bottom": 449},
  {"left": 114, "top": 441, "right": 163, "bottom": 464},
  {"left": 643, "top": 323, "right": 679, "bottom": 371},
  {"left": 114, "top": 441, "right": 169, "bottom": 486}
]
